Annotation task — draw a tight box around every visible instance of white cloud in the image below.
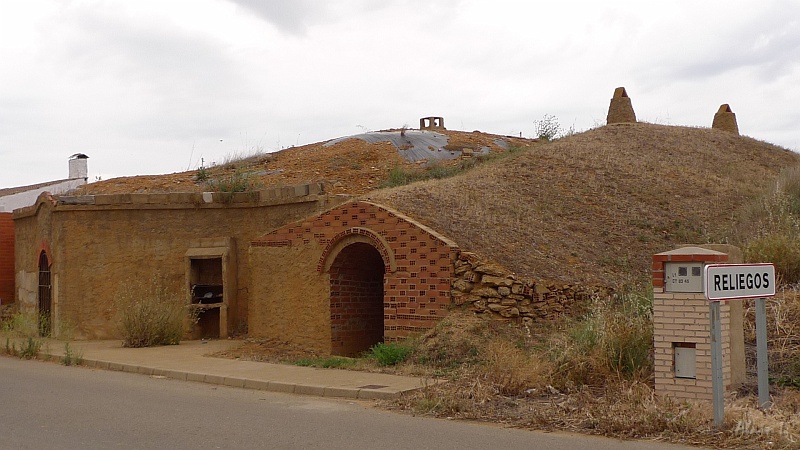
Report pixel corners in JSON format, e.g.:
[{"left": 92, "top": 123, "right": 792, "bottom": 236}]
[{"left": 0, "top": 0, "right": 798, "bottom": 187}]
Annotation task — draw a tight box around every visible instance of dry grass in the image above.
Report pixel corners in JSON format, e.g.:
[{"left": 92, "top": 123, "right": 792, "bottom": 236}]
[
  {"left": 743, "top": 288, "right": 800, "bottom": 387},
  {"left": 114, "top": 277, "right": 196, "bottom": 347},
  {"left": 393, "top": 378, "right": 800, "bottom": 448},
  {"left": 77, "top": 129, "right": 535, "bottom": 197},
  {"left": 376, "top": 306, "right": 800, "bottom": 449},
  {"left": 369, "top": 123, "right": 800, "bottom": 287}
]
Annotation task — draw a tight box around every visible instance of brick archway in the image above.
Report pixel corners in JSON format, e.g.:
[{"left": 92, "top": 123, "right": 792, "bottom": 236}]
[
  {"left": 328, "top": 241, "right": 385, "bottom": 357},
  {"left": 318, "top": 227, "right": 395, "bottom": 274}
]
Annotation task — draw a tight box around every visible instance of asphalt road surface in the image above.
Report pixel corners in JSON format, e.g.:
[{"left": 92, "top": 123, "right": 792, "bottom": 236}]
[{"left": 0, "top": 357, "right": 702, "bottom": 450}]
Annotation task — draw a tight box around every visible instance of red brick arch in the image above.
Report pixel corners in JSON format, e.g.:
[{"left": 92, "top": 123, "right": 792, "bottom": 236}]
[{"left": 318, "top": 227, "right": 396, "bottom": 274}]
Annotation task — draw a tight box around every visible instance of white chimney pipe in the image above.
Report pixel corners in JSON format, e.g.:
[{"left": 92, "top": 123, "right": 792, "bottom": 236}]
[{"left": 69, "top": 153, "right": 89, "bottom": 180}]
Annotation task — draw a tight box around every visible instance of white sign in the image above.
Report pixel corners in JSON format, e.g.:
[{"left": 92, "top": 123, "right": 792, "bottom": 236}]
[{"left": 704, "top": 263, "right": 776, "bottom": 301}]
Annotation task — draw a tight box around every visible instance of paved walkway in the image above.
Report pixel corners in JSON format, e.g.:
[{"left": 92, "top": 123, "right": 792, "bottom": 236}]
[{"left": 29, "top": 339, "right": 434, "bottom": 400}]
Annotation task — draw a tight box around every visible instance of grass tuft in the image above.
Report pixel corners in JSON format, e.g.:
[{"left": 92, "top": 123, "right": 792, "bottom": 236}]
[
  {"left": 293, "top": 356, "right": 356, "bottom": 369},
  {"left": 62, "top": 342, "right": 84, "bottom": 366},
  {"left": 114, "top": 277, "right": 197, "bottom": 348},
  {"left": 369, "top": 342, "right": 412, "bottom": 366}
]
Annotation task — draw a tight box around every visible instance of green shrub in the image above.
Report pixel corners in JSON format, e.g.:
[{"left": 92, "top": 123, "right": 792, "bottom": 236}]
[
  {"left": 114, "top": 277, "right": 197, "bottom": 348},
  {"left": 746, "top": 233, "right": 800, "bottom": 283},
  {"left": 547, "top": 288, "right": 653, "bottom": 387},
  {"left": 370, "top": 342, "right": 412, "bottom": 366}
]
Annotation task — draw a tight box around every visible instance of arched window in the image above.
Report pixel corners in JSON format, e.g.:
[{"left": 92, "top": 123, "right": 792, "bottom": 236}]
[{"left": 38, "top": 251, "right": 52, "bottom": 337}]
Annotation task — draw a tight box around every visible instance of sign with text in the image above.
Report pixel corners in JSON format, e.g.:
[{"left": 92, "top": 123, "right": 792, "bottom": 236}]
[{"left": 704, "top": 263, "right": 776, "bottom": 301}]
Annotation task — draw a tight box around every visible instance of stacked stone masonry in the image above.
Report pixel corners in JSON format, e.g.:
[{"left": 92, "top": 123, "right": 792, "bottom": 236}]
[{"left": 451, "top": 251, "right": 603, "bottom": 322}]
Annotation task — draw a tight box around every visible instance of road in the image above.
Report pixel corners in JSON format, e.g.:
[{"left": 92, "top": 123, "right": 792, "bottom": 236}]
[{"left": 0, "top": 356, "right": 702, "bottom": 449}]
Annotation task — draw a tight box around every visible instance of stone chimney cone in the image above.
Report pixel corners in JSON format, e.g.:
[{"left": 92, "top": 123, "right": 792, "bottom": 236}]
[
  {"left": 68, "top": 153, "right": 89, "bottom": 180},
  {"left": 712, "top": 104, "right": 739, "bottom": 135},
  {"left": 606, "top": 87, "right": 637, "bottom": 124}
]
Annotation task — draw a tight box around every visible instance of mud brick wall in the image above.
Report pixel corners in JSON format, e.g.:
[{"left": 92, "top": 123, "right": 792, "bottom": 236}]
[
  {"left": 13, "top": 184, "right": 334, "bottom": 339},
  {"left": 0, "top": 212, "right": 14, "bottom": 305},
  {"left": 451, "top": 251, "right": 601, "bottom": 321}
]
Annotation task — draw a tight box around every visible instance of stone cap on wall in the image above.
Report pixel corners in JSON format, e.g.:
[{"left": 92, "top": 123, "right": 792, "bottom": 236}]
[
  {"left": 652, "top": 246, "right": 729, "bottom": 288},
  {"left": 13, "top": 182, "right": 332, "bottom": 218}
]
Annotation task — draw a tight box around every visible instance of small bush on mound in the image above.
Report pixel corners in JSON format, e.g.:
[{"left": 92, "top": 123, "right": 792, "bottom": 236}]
[
  {"left": 114, "top": 278, "right": 196, "bottom": 348},
  {"left": 369, "top": 342, "right": 412, "bottom": 366}
]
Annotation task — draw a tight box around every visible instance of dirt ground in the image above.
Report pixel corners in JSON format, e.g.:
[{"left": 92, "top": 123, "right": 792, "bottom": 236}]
[{"left": 77, "top": 129, "right": 535, "bottom": 197}]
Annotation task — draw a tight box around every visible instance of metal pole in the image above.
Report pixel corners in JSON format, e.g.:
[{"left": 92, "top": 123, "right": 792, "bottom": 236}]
[
  {"left": 755, "top": 297, "right": 771, "bottom": 409},
  {"left": 709, "top": 301, "right": 724, "bottom": 428}
]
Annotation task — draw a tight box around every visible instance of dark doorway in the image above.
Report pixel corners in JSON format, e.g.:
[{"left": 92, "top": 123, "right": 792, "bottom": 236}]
[
  {"left": 329, "top": 242, "right": 385, "bottom": 357},
  {"left": 37, "top": 251, "right": 52, "bottom": 337},
  {"left": 189, "top": 257, "right": 224, "bottom": 339}
]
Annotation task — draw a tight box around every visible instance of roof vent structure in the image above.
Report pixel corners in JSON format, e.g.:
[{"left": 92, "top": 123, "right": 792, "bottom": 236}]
[
  {"left": 606, "top": 87, "right": 637, "bottom": 124},
  {"left": 711, "top": 104, "right": 739, "bottom": 135},
  {"left": 420, "top": 117, "right": 445, "bottom": 130}
]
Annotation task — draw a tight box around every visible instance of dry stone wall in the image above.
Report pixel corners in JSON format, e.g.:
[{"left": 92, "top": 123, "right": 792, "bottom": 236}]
[{"left": 451, "top": 251, "right": 606, "bottom": 322}]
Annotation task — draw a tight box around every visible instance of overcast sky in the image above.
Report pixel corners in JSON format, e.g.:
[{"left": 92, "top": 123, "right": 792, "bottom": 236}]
[{"left": 1, "top": 0, "right": 798, "bottom": 187}]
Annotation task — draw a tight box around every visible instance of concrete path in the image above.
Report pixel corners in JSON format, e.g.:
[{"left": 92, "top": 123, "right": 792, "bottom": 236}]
[{"left": 31, "top": 339, "right": 435, "bottom": 400}]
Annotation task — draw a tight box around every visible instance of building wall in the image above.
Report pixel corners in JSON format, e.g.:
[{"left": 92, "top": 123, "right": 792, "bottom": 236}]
[
  {"left": 0, "top": 212, "right": 15, "bottom": 305},
  {"left": 249, "top": 201, "right": 459, "bottom": 354},
  {"left": 13, "top": 186, "right": 336, "bottom": 339}
]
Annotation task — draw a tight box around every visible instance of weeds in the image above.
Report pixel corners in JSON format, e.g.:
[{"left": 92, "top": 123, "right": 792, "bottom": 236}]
[
  {"left": 532, "top": 114, "right": 564, "bottom": 141},
  {"left": 1, "top": 311, "right": 39, "bottom": 337},
  {"left": 195, "top": 166, "right": 209, "bottom": 182},
  {"left": 114, "top": 277, "right": 197, "bottom": 348},
  {"left": 62, "top": 342, "right": 83, "bottom": 366},
  {"left": 369, "top": 342, "right": 411, "bottom": 366},
  {"left": 4, "top": 336, "right": 44, "bottom": 359},
  {"left": 205, "top": 166, "right": 261, "bottom": 194}
]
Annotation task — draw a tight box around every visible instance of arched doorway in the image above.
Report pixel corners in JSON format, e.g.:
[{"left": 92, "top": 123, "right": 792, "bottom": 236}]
[
  {"left": 329, "top": 242, "right": 385, "bottom": 357},
  {"left": 38, "top": 251, "right": 52, "bottom": 337}
]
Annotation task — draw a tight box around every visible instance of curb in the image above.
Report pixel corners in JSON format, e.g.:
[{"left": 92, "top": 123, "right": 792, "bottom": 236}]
[{"left": 71, "top": 356, "right": 409, "bottom": 400}]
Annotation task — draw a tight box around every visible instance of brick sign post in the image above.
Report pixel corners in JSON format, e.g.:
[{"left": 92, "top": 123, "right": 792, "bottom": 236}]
[{"left": 704, "top": 263, "right": 775, "bottom": 427}]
